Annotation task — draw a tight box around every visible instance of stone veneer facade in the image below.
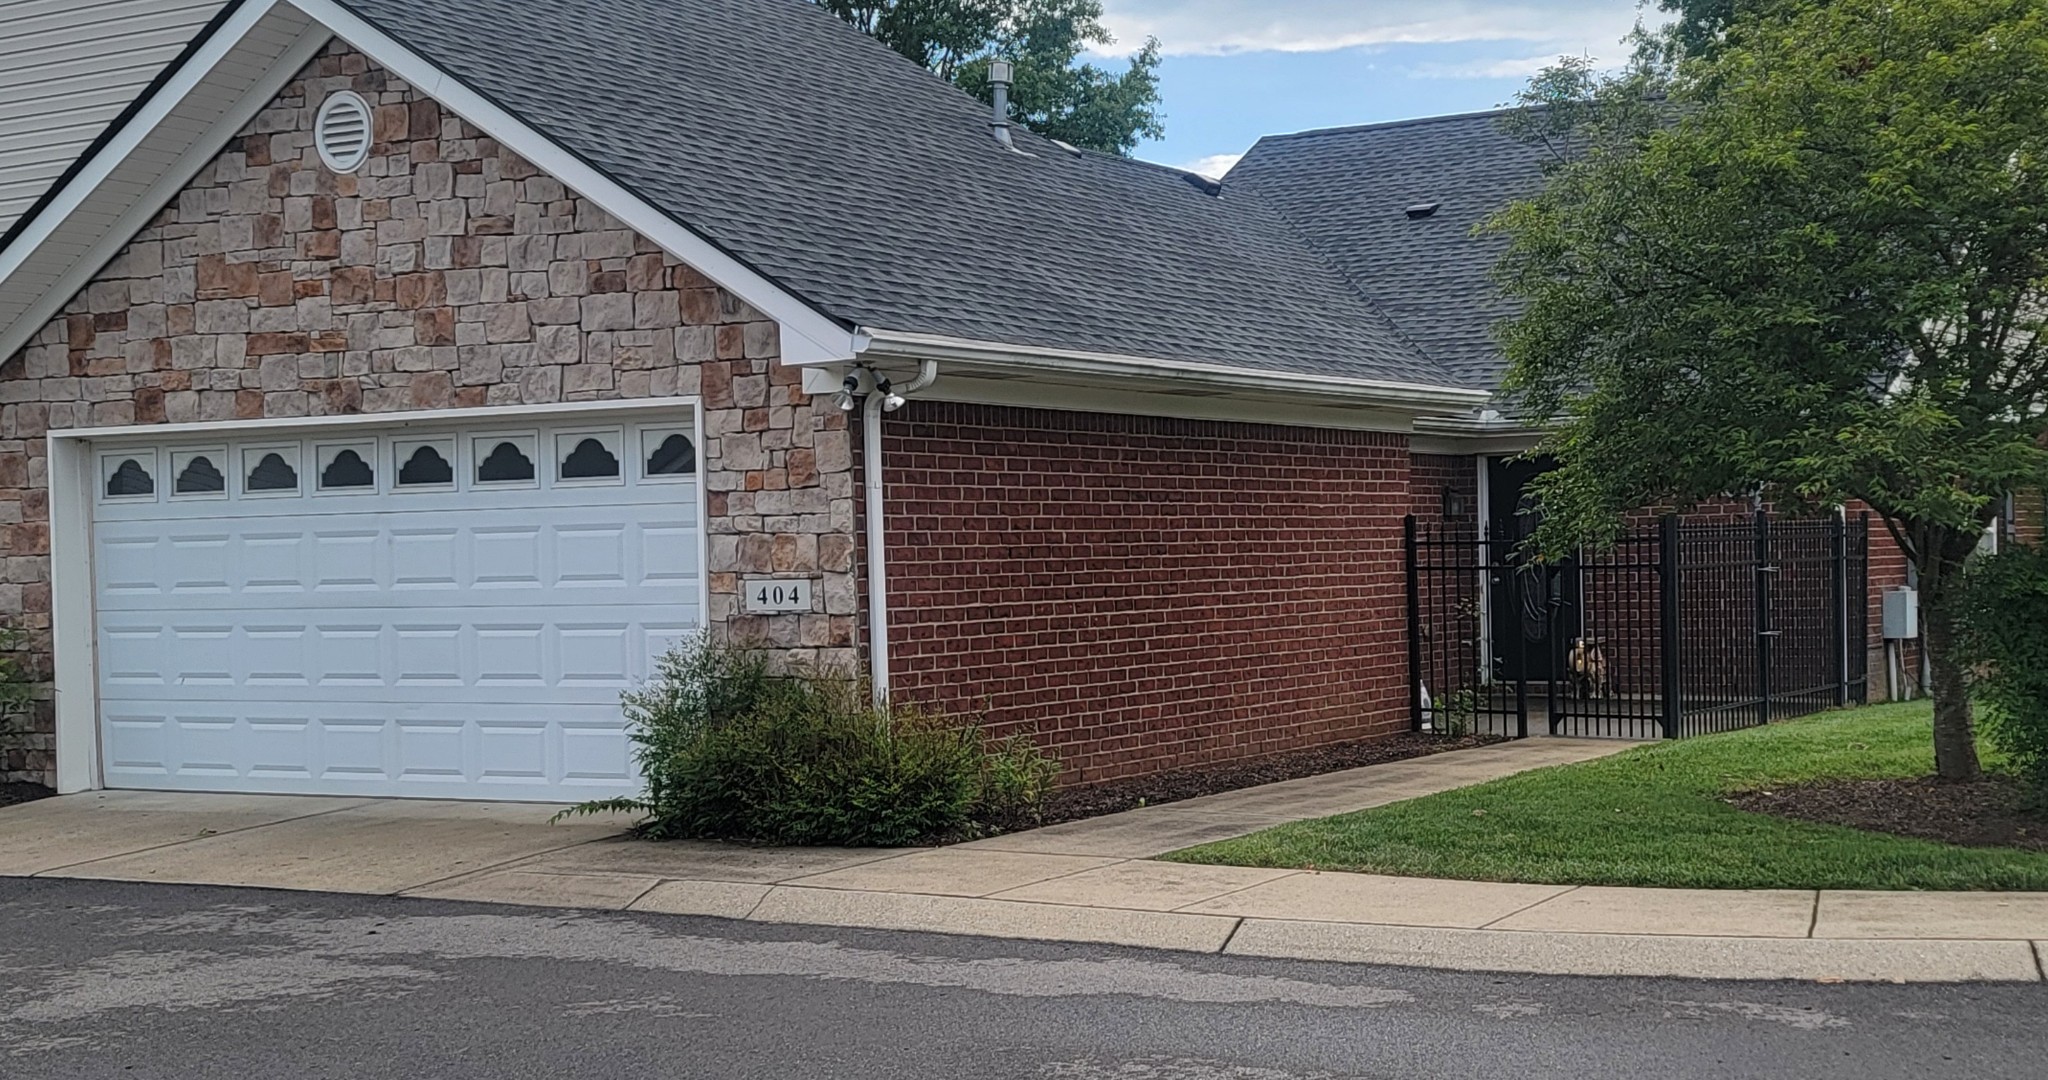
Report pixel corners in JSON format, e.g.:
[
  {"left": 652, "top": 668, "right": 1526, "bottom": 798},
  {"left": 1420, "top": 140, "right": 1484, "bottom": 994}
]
[{"left": 0, "top": 45, "right": 860, "bottom": 784}]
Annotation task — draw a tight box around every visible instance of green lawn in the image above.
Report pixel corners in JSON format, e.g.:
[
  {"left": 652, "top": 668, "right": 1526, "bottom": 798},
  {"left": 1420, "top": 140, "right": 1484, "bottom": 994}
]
[{"left": 1163, "top": 702, "right": 2048, "bottom": 891}]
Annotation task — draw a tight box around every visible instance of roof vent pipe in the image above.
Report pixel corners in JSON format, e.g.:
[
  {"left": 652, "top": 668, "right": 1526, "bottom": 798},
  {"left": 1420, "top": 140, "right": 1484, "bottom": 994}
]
[{"left": 988, "top": 59, "right": 1016, "bottom": 150}]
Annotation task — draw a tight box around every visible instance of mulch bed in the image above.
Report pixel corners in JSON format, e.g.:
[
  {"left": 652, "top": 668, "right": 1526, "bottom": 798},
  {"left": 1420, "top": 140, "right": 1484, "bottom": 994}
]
[
  {"left": 1726, "top": 776, "right": 2048, "bottom": 853},
  {"left": 0, "top": 781, "right": 54, "bottom": 811},
  {"left": 1024, "top": 731, "right": 1507, "bottom": 830}
]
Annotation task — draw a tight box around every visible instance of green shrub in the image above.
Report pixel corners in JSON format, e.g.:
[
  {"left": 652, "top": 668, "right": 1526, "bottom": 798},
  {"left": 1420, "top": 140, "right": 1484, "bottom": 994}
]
[
  {"left": 1961, "top": 543, "right": 2048, "bottom": 802},
  {"left": 559, "top": 636, "right": 1059, "bottom": 845},
  {"left": 976, "top": 733, "right": 1063, "bottom": 831}
]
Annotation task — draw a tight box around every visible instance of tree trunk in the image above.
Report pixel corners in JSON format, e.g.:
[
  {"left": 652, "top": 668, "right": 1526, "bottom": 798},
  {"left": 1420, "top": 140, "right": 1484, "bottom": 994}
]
[{"left": 1916, "top": 531, "right": 1982, "bottom": 782}]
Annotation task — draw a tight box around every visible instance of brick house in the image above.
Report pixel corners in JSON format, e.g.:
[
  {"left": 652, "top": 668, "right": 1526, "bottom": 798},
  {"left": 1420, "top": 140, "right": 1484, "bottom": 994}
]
[{"left": 0, "top": 0, "right": 2015, "bottom": 799}]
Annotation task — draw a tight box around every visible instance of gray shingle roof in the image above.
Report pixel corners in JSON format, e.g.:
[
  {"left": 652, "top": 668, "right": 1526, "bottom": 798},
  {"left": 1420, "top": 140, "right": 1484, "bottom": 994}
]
[
  {"left": 333, "top": 0, "right": 1462, "bottom": 389},
  {"left": 1231, "top": 110, "right": 1552, "bottom": 390}
]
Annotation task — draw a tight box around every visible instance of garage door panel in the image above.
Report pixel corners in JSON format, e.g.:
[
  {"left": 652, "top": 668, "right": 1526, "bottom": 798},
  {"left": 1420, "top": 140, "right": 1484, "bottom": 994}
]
[
  {"left": 642, "top": 523, "right": 701, "bottom": 585},
  {"left": 96, "top": 523, "right": 700, "bottom": 605},
  {"left": 91, "top": 416, "right": 702, "bottom": 801},
  {"left": 312, "top": 624, "right": 385, "bottom": 685},
  {"left": 391, "top": 528, "right": 462, "bottom": 589},
  {"left": 166, "top": 534, "right": 233, "bottom": 594},
  {"left": 99, "top": 702, "right": 642, "bottom": 799},
  {"left": 477, "top": 720, "right": 550, "bottom": 782},
  {"left": 244, "top": 625, "right": 313, "bottom": 686},
  {"left": 101, "top": 712, "right": 171, "bottom": 775},
  {"left": 560, "top": 720, "right": 635, "bottom": 783},
  {"left": 241, "top": 532, "right": 311, "bottom": 591},
  {"left": 246, "top": 718, "right": 317, "bottom": 781},
  {"left": 473, "top": 526, "right": 543, "bottom": 587},
  {"left": 98, "top": 611, "right": 700, "bottom": 700},
  {"left": 92, "top": 481, "right": 702, "bottom": 522},
  {"left": 97, "top": 535, "right": 164, "bottom": 597},
  {"left": 172, "top": 716, "right": 243, "bottom": 777}
]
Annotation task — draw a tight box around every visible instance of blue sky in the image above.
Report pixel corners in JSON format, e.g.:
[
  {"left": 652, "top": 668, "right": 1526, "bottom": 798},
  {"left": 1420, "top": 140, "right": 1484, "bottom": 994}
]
[{"left": 1094, "top": 1, "right": 1653, "bottom": 175}]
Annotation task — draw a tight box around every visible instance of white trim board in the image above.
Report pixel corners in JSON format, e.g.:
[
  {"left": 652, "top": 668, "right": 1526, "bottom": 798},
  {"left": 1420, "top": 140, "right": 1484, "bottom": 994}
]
[
  {"left": 859, "top": 328, "right": 1492, "bottom": 412},
  {"left": 910, "top": 367, "right": 1428, "bottom": 434},
  {"left": 45, "top": 396, "right": 707, "bottom": 794}
]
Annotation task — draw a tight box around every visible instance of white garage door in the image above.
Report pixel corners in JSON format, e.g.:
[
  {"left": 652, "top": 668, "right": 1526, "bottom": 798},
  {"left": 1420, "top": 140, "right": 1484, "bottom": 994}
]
[{"left": 87, "top": 413, "right": 703, "bottom": 802}]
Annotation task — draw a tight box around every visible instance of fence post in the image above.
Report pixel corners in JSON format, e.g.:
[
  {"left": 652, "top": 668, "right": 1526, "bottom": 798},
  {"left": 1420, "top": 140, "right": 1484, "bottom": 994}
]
[
  {"left": 1754, "top": 509, "right": 1775, "bottom": 727},
  {"left": 1659, "top": 514, "right": 1682, "bottom": 739},
  {"left": 1831, "top": 513, "right": 1849, "bottom": 707},
  {"left": 1855, "top": 513, "right": 1871, "bottom": 703},
  {"left": 1404, "top": 514, "right": 1423, "bottom": 733}
]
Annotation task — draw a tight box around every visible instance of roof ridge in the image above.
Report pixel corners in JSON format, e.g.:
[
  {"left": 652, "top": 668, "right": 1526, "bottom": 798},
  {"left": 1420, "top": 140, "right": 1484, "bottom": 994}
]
[{"left": 1252, "top": 104, "right": 1533, "bottom": 148}]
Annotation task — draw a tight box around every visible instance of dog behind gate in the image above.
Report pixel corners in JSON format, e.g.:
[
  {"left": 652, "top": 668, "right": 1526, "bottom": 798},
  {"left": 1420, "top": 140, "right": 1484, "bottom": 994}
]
[{"left": 1568, "top": 637, "right": 1610, "bottom": 700}]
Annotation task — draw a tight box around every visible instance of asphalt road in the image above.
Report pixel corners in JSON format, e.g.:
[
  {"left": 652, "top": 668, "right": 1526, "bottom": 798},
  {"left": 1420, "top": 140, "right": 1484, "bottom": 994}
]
[{"left": 1, "top": 877, "right": 2040, "bottom": 1079}]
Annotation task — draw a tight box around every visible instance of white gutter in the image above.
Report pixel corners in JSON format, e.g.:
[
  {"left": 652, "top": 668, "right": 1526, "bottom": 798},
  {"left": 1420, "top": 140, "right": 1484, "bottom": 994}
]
[
  {"left": 863, "top": 359, "right": 940, "bottom": 705},
  {"left": 857, "top": 328, "right": 1491, "bottom": 412}
]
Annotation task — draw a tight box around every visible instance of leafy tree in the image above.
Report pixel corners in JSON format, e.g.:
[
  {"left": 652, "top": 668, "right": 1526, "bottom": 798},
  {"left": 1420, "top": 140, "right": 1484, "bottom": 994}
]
[
  {"left": 817, "top": 0, "right": 1163, "bottom": 155},
  {"left": 1648, "top": 0, "right": 1815, "bottom": 63},
  {"left": 1491, "top": 0, "right": 2048, "bottom": 780}
]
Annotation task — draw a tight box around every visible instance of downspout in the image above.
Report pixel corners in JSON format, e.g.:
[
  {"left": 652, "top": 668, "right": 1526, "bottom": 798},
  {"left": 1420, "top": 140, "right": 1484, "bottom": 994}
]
[{"left": 864, "top": 359, "right": 939, "bottom": 705}]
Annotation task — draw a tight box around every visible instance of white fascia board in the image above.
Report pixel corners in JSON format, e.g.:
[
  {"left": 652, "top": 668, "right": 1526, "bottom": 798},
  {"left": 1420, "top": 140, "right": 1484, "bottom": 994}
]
[
  {"left": 1410, "top": 411, "right": 1552, "bottom": 454},
  {"left": 857, "top": 328, "right": 1494, "bottom": 414},
  {"left": 0, "top": 0, "right": 319, "bottom": 362},
  {"left": 284, "top": 0, "right": 862, "bottom": 366},
  {"left": 1410, "top": 431, "right": 1544, "bottom": 456}
]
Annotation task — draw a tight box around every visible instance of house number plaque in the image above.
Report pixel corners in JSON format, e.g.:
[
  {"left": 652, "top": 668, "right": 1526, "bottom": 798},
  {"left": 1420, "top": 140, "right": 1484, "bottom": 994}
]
[{"left": 741, "top": 578, "right": 815, "bottom": 614}]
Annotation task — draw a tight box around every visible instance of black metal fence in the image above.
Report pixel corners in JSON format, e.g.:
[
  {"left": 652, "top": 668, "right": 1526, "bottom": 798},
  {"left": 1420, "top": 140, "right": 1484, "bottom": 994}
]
[{"left": 1404, "top": 511, "right": 1868, "bottom": 740}]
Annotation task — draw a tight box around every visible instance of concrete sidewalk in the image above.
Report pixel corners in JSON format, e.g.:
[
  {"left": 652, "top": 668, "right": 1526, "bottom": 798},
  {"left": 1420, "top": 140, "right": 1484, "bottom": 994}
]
[{"left": 5, "top": 738, "right": 2045, "bottom": 984}]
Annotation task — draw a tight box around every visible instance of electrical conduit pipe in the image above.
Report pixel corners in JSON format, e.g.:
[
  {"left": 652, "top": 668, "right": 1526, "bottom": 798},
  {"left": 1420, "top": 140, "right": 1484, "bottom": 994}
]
[{"left": 863, "top": 360, "right": 938, "bottom": 705}]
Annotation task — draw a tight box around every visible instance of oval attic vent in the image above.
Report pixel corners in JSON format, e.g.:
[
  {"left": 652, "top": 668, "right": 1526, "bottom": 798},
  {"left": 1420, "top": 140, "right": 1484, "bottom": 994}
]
[{"left": 315, "top": 91, "right": 372, "bottom": 173}]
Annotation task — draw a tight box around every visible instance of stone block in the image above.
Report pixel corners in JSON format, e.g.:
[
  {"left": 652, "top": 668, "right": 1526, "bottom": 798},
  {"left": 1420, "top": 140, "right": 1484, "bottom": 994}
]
[{"left": 580, "top": 292, "right": 633, "bottom": 332}]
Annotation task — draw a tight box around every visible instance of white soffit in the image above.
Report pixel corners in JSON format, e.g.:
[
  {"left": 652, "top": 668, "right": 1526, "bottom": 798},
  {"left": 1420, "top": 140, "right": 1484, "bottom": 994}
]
[{"left": 0, "top": 0, "right": 229, "bottom": 233}]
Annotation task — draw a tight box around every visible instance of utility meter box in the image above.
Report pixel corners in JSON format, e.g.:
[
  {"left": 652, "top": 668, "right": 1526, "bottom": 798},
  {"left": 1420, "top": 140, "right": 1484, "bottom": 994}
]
[{"left": 1883, "top": 588, "right": 1919, "bottom": 640}]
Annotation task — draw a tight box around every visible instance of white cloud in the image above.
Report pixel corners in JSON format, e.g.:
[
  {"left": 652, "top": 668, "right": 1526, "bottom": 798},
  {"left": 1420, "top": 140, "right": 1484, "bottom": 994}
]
[
  {"left": 1096, "top": 0, "right": 1643, "bottom": 57},
  {"left": 1177, "top": 153, "right": 1245, "bottom": 179},
  {"left": 1409, "top": 51, "right": 1580, "bottom": 80}
]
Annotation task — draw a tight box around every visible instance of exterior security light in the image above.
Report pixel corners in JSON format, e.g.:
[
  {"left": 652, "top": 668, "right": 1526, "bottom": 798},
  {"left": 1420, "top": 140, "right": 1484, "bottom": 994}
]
[
  {"left": 877, "top": 377, "right": 906, "bottom": 412},
  {"left": 835, "top": 374, "right": 860, "bottom": 412}
]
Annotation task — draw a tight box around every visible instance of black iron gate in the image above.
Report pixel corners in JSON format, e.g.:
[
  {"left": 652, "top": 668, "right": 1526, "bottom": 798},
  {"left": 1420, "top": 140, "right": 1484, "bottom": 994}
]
[{"left": 1404, "top": 511, "right": 1868, "bottom": 740}]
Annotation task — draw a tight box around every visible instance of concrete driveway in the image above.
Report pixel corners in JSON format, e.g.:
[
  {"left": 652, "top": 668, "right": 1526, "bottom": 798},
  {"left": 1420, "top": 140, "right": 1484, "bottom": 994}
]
[{"left": 0, "top": 790, "right": 632, "bottom": 891}]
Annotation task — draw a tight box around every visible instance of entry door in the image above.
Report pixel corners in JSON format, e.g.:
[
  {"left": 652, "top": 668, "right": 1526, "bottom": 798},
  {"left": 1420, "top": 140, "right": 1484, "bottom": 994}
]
[
  {"left": 1486, "top": 457, "right": 1580, "bottom": 683},
  {"left": 87, "top": 415, "right": 703, "bottom": 802}
]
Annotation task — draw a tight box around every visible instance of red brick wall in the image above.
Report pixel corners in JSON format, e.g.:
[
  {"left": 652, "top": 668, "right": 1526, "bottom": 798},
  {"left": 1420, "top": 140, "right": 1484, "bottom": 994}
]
[
  {"left": 2015, "top": 489, "right": 2044, "bottom": 545},
  {"left": 1857, "top": 505, "right": 1921, "bottom": 697},
  {"left": 880, "top": 403, "right": 1413, "bottom": 784},
  {"left": 1411, "top": 453, "right": 1478, "bottom": 527},
  {"left": 1407, "top": 453, "right": 1483, "bottom": 706}
]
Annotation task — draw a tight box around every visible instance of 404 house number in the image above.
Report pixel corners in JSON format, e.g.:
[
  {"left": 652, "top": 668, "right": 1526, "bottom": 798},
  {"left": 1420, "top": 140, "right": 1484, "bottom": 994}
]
[{"left": 741, "top": 577, "right": 815, "bottom": 614}]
